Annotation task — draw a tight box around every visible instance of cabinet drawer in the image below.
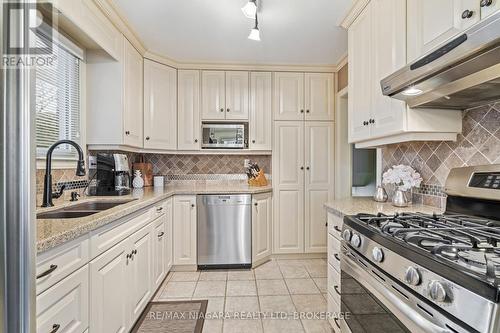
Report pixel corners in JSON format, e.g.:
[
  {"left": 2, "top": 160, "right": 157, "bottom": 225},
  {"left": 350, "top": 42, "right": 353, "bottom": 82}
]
[
  {"left": 36, "top": 265, "right": 89, "bottom": 333},
  {"left": 151, "top": 200, "right": 167, "bottom": 219},
  {"left": 90, "top": 208, "right": 152, "bottom": 258},
  {"left": 36, "top": 237, "right": 89, "bottom": 295},
  {"left": 327, "top": 292, "right": 341, "bottom": 333},
  {"left": 328, "top": 234, "right": 341, "bottom": 271},
  {"left": 328, "top": 212, "right": 342, "bottom": 240},
  {"left": 328, "top": 263, "right": 341, "bottom": 305}
]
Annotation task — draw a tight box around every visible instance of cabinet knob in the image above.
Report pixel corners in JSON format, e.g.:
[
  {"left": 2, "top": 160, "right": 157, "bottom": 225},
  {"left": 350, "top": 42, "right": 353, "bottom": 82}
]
[
  {"left": 254, "top": 203, "right": 258, "bottom": 206},
  {"left": 125, "top": 131, "right": 130, "bottom": 135},
  {"left": 300, "top": 166, "right": 304, "bottom": 170},
  {"left": 252, "top": 139, "right": 256, "bottom": 143},
  {"left": 49, "top": 324, "right": 61, "bottom": 333},
  {"left": 306, "top": 166, "right": 310, "bottom": 170},
  {"left": 133, "top": 249, "right": 137, "bottom": 255},
  {"left": 194, "top": 139, "right": 198, "bottom": 143},
  {"left": 306, "top": 109, "right": 310, "bottom": 113},
  {"left": 145, "top": 136, "right": 150, "bottom": 140},
  {"left": 363, "top": 121, "right": 369, "bottom": 126},
  {"left": 227, "top": 108, "right": 230, "bottom": 112},
  {"left": 220, "top": 108, "right": 224, "bottom": 112},
  {"left": 369, "top": 119, "right": 375, "bottom": 124},
  {"left": 461, "top": 9, "right": 474, "bottom": 19},
  {"left": 300, "top": 109, "right": 304, "bottom": 113},
  {"left": 480, "top": 0, "right": 492, "bottom": 7},
  {"left": 191, "top": 204, "right": 195, "bottom": 208}
]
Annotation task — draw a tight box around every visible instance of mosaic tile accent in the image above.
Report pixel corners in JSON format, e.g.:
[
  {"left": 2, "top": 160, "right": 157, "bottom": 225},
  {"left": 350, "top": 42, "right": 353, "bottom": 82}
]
[{"left": 381, "top": 101, "right": 500, "bottom": 208}]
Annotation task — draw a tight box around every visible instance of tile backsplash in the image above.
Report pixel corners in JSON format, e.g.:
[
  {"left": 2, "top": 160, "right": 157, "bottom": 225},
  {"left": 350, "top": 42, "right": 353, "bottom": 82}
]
[{"left": 381, "top": 102, "right": 500, "bottom": 208}]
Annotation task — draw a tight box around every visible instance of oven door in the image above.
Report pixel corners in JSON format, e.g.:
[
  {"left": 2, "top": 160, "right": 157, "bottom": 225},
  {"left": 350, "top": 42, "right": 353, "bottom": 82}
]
[
  {"left": 338, "top": 244, "right": 474, "bottom": 333},
  {"left": 201, "top": 124, "right": 246, "bottom": 149}
]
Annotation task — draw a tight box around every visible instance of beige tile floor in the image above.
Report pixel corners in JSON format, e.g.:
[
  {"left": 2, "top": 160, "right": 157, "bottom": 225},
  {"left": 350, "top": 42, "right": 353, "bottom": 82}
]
[{"left": 154, "top": 259, "right": 332, "bottom": 333}]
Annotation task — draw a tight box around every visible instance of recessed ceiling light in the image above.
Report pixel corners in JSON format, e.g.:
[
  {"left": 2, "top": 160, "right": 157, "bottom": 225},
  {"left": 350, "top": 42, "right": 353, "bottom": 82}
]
[
  {"left": 401, "top": 86, "right": 423, "bottom": 96},
  {"left": 241, "top": 0, "right": 257, "bottom": 19}
]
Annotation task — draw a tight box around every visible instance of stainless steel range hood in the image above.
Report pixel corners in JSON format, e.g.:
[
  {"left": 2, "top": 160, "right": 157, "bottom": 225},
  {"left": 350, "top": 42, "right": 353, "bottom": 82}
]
[{"left": 381, "top": 10, "right": 500, "bottom": 110}]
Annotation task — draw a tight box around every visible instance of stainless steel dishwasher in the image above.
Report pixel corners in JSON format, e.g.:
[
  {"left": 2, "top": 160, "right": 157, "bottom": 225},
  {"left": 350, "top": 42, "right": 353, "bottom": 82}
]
[{"left": 197, "top": 194, "right": 251, "bottom": 269}]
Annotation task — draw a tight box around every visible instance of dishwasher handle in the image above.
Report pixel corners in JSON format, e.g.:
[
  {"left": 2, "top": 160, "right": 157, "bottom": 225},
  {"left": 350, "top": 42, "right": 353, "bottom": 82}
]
[{"left": 198, "top": 194, "right": 252, "bottom": 206}]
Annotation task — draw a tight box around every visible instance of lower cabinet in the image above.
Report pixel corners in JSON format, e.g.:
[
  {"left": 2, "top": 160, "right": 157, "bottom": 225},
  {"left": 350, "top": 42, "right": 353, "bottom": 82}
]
[
  {"left": 152, "top": 197, "right": 173, "bottom": 290},
  {"left": 36, "top": 265, "right": 89, "bottom": 333},
  {"left": 173, "top": 195, "right": 197, "bottom": 265},
  {"left": 252, "top": 192, "right": 272, "bottom": 263}
]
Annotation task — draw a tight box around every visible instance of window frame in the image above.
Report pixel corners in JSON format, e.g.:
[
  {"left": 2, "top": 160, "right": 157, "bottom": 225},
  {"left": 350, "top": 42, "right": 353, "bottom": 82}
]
[{"left": 35, "top": 25, "right": 86, "bottom": 170}]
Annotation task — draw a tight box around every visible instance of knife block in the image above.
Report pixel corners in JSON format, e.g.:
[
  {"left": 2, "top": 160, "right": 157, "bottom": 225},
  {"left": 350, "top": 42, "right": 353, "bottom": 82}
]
[{"left": 248, "top": 169, "right": 268, "bottom": 187}]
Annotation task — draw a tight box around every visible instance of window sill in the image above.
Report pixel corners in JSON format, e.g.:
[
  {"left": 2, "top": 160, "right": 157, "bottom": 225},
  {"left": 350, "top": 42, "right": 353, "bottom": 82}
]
[{"left": 36, "top": 157, "right": 81, "bottom": 170}]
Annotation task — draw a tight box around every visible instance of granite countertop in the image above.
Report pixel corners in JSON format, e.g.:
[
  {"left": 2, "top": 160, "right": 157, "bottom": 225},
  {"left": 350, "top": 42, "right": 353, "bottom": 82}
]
[
  {"left": 324, "top": 197, "right": 444, "bottom": 217},
  {"left": 37, "top": 182, "right": 272, "bottom": 253}
]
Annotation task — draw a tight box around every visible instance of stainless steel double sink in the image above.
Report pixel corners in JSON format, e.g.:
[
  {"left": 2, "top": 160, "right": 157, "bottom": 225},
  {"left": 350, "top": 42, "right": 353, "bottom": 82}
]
[{"left": 36, "top": 199, "right": 137, "bottom": 219}]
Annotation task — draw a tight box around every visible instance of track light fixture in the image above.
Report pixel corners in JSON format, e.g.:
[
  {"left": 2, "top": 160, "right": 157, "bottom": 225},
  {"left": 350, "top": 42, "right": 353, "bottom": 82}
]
[
  {"left": 248, "top": 13, "right": 261, "bottom": 41},
  {"left": 241, "top": 0, "right": 257, "bottom": 19}
]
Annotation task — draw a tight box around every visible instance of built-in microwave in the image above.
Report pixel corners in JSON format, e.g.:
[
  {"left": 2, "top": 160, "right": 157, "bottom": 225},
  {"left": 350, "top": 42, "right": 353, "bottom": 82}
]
[{"left": 201, "top": 123, "right": 248, "bottom": 149}]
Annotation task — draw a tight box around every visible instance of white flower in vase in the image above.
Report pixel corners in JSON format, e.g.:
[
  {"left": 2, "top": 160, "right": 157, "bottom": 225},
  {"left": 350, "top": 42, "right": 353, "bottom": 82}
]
[{"left": 382, "top": 164, "right": 423, "bottom": 207}]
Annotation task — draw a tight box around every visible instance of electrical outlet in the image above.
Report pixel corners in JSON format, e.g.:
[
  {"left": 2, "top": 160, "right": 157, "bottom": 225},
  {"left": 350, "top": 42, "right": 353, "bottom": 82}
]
[
  {"left": 88, "top": 155, "right": 97, "bottom": 169},
  {"left": 244, "top": 159, "right": 250, "bottom": 168}
]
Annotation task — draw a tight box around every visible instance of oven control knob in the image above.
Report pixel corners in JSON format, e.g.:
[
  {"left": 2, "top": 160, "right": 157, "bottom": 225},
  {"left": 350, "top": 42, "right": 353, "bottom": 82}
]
[
  {"left": 404, "top": 266, "right": 421, "bottom": 286},
  {"left": 429, "top": 281, "right": 447, "bottom": 302},
  {"left": 342, "top": 229, "right": 352, "bottom": 242},
  {"left": 350, "top": 234, "right": 362, "bottom": 248},
  {"left": 372, "top": 247, "right": 384, "bottom": 262}
]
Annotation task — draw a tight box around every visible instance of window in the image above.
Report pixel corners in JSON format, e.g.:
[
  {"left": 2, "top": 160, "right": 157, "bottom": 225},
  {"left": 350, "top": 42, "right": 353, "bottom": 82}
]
[{"left": 35, "top": 30, "right": 83, "bottom": 160}]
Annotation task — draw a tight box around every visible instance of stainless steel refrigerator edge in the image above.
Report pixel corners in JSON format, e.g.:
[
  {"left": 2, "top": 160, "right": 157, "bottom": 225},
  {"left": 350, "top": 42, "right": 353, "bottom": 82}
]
[
  {"left": 197, "top": 195, "right": 252, "bottom": 269},
  {"left": 1, "top": 2, "right": 37, "bottom": 332}
]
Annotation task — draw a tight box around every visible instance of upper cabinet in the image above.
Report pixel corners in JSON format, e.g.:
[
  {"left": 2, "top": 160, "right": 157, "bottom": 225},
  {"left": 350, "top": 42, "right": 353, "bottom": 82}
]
[
  {"left": 249, "top": 72, "right": 272, "bottom": 150},
  {"left": 202, "top": 71, "right": 249, "bottom": 120},
  {"left": 87, "top": 37, "right": 144, "bottom": 149},
  {"left": 346, "top": 0, "right": 462, "bottom": 147},
  {"left": 481, "top": 0, "right": 500, "bottom": 18},
  {"left": 144, "top": 60, "right": 177, "bottom": 150},
  {"left": 178, "top": 70, "right": 201, "bottom": 150},
  {"left": 274, "top": 72, "right": 334, "bottom": 121},
  {"left": 407, "top": 0, "right": 479, "bottom": 62}
]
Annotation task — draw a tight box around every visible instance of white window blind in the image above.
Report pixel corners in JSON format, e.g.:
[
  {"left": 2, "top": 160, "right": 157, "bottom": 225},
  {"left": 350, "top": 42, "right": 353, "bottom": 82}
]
[{"left": 35, "top": 33, "right": 81, "bottom": 159}]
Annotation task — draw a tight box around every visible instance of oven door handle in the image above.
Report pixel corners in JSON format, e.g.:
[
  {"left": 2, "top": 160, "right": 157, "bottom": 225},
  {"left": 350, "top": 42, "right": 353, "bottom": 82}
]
[{"left": 342, "top": 254, "right": 458, "bottom": 333}]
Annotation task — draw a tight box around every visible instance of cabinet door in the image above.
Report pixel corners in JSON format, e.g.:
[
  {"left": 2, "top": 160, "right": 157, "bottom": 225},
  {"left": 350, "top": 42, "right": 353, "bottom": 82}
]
[
  {"left": 152, "top": 216, "right": 167, "bottom": 290},
  {"left": 305, "top": 73, "right": 334, "bottom": 121},
  {"left": 407, "top": 0, "right": 476, "bottom": 62},
  {"left": 90, "top": 239, "right": 130, "bottom": 333},
  {"left": 165, "top": 197, "right": 173, "bottom": 272},
  {"left": 249, "top": 72, "right": 272, "bottom": 150},
  {"left": 225, "top": 71, "right": 249, "bottom": 120},
  {"left": 348, "top": 3, "right": 372, "bottom": 142},
  {"left": 252, "top": 192, "right": 272, "bottom": 263},
  {"left": 273, "top": 72, "right": 304, "bottom": 120},
  {"left": 173, "top": 196, "right": 197, "bottom": 265},
  {"left": 123, "top": 38, "right": 143, "bottom": 148},
  {"left": 144, "top": 59, "right": 177, "bottom": 150},
  {"left": 304, "top": 122, "right": 334, "bottom": 253},
  {"left": 457, "top": 0, "right": 481, "bottom": 29},
  {"left": 201, "top": 71, "right": 226, "bottom": 120},
  {"left": 370, "top": 0, "right": 406, "bottom": 138},
  {"left": 129, "top": 225, "right": 153, "bottom": 321},
  {"left": 481, "top": 0, "right": 500, "bottom": 18},
  {"left": 273, "top": 122, "right": 304, "bottom": 253},
  {"left": 178, "top": 70, "right": 201, "bottom": 150},
  {"left": 36, "top": 266, "right": 89, "bottom": 333}
]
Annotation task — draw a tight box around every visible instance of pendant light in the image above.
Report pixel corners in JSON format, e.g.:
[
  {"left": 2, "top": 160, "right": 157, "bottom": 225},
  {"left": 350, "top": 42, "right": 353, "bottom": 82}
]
[
  {"left": 241, "top": 0, "right": 257, "bottom": 19},
  {"left": 248, "top": 13, "right": 261, "bottom": 41}
]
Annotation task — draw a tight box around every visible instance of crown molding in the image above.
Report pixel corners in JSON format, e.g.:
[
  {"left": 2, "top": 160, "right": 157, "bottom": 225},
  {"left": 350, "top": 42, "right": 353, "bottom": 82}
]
[
  {"left": 338, "top": 0, "right": 370, "bottom": 29},
  {"left": 96, "top": 0, "right": 340, "bottom": 73},
  {"left": 335, "top": 54, "right": 348, "bottom": 70},
  {"left": 93, "top": 0, "right": 146, "bottom": 54}
]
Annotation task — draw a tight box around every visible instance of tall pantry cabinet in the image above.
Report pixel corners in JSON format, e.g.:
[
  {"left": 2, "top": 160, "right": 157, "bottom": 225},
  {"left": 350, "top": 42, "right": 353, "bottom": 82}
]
[{"left": 272, "top": 72, "right": 335, "bottom": 254}]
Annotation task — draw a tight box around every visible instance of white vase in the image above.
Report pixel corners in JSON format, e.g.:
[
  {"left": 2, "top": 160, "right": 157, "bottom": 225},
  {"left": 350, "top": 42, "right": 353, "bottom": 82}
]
[
  {"left": 392, "top": 188, "right": 409, "bottom": 207},
  {"left": 132, "top": 170, "right": 144, "bottom": 189}
]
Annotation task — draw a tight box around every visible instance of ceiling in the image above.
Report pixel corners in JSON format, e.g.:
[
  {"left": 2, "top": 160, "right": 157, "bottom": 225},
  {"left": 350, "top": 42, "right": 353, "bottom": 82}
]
[{"left": 113, "top": 0, "right": 353, "bottom": 66}]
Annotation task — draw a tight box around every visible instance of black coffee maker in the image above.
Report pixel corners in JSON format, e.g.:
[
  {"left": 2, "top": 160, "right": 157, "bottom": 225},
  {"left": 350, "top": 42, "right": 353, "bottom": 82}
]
[{"left": 89, "top": 153, "right": 131, "bottom": 196}]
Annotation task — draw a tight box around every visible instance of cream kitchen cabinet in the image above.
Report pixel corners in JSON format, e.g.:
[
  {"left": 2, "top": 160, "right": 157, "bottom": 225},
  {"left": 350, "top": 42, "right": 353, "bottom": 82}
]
[
  {"left": 178, "top": 70, "right": 201, "bottom": 150},
  {"left": 407, "top": 0, "right": 479, "bottom": 62},
  {"left": 481, "top": 0, "right": 500, "bottom": 18},
  {"left": 144, "top": 59, "right": 177, "bottom": 150},
  {"left": 274, "top": 72, "right": 334, "bottom": 121},
  {"left": 347, "top": 0, "right": 462, "bottom": 147},
  {"left": 173, "top": 195, "right": 197, "bottom": 265},
  {"left": 273, "top": 121, "right": 334, "bottom": 254},
  {"left": 36, "top": 266, "right": 89, "bottom": 333},
  {"left": 87, "top": 36, "right": 144, "bottom": 149},
  {"left": 249, "top": 72, "right": 272, "bottom": 150},
  {"left": 152, "top": 197, "right": 173, "bottom": 290},
  {"left": 252, "top": 192, "right": 273, "bottom": 263},
  {"left": 201, "top": 71, "right": 249, "bottom": 120}
]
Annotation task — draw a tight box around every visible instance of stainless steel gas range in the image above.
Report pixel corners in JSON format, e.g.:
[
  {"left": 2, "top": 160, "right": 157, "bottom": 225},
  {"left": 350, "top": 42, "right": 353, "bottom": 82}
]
[{"left": 339, "top": 164, "right": 500, "bottom": 333}]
